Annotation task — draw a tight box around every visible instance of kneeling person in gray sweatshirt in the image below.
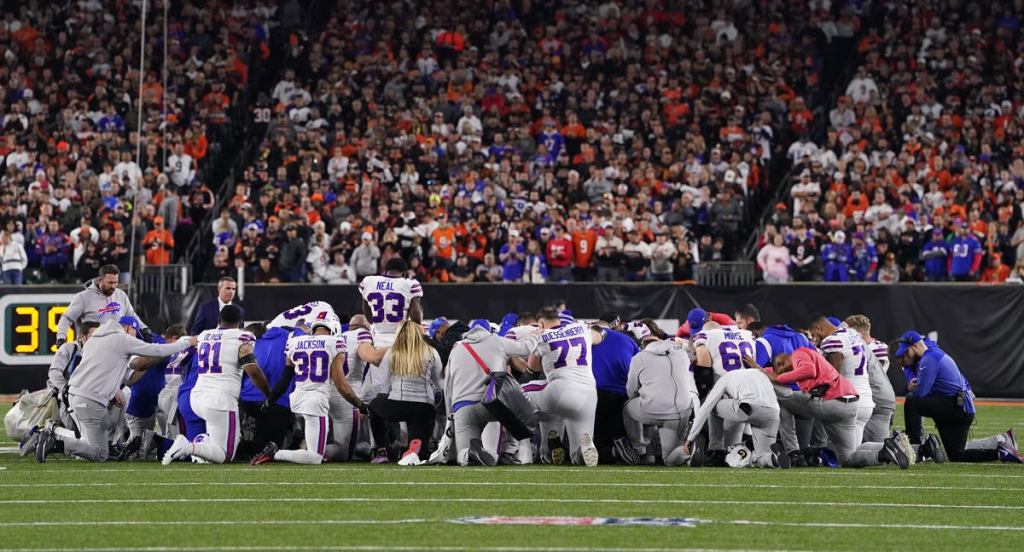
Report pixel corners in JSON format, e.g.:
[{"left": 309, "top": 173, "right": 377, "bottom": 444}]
[{"left": 37, "top": 316, "right": 196, "bottom": 462}]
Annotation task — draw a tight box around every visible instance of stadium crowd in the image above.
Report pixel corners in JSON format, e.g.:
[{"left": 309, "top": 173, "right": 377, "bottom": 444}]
[{"left": 757, "top": 0, "right": 1024, "bottom": 284}]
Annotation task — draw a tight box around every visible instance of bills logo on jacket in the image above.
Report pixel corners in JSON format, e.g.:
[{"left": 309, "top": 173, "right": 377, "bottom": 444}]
[{"left": 96, "top": 302, "right": 122, "bottom": 317}]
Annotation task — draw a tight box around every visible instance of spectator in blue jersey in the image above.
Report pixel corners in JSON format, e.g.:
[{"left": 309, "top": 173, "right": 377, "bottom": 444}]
[
  {"left": 821, "top": 231, "right": 852, "bottom": 282},
  {"left": 850, "top": 232, "right": 878, "bottom": 281},
  {"left": 237, "top": 323, "right": 300, "bottom": 460},
  {"left": 590, "top": 312, "right": 641, "bottom": 464},
  {"left": 920, "top": 228, "right": 950, "bottom": 281},
  {"left": 499, "top": 230, "right": 526, "bottom": 282},
  {"left": 897, "top": 331, "right": 1022, "bottom": 463},
  {"left": 948, "top": 223, "right": 983, "bottom": 282}
]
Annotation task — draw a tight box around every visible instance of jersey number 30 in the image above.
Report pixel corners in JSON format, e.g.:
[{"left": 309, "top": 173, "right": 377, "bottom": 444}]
[
  {"left": 366, "top": 292, "right": 405, "bottom": 323},
  {"left": 294, "top": 350, "right": 330, "bottom": 383}
]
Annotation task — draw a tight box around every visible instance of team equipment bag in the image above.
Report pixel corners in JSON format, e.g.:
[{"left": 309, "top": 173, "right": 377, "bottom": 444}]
[
  {"left": 4, "top": 388, "right": 59, "bottom": 443},
  {"left": 463, "top": 342, "right": 539, "bottom": 440}
]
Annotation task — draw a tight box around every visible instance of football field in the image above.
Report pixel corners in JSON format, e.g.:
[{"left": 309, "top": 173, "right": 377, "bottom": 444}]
[{"left": 2, "top": 402, "right": 1023, "bottom": 552}]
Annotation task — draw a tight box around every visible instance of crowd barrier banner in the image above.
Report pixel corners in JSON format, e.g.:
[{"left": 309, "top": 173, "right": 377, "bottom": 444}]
[{"left": 2, "top": 284, "right": 1022, "bottom": 398}]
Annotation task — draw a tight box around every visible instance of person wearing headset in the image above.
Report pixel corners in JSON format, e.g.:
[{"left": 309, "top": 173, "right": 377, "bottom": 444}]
[{"left": 621, "top": 335, "right": 698, "bottom": 466}]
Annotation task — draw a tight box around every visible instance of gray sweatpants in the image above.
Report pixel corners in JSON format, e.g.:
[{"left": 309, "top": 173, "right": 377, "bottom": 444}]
[
  {"left": 623, "top": 399, "right": 690, "bottom": 466},
  {"left": 453, "top": 403, "right": 498, "bottom": 466},
  {"left": 59, "top": 394, "right": 121, "bottom": 462},
  {"left": 710, "top": 399, "right": 780, "bottom": 467},
  {"left": 775, "top": 388, "right": 885, "bottom": 468}
]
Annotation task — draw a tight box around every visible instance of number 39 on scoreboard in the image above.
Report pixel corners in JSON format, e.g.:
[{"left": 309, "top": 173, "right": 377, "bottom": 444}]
[{"left": 0, "top": 294, "right": 76, "bottom": 366}]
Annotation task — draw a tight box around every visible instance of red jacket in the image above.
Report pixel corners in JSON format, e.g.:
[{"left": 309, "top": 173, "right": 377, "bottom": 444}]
[
  {"left": 546, "top": 237, "right": 574, "bottom": 268},
  {"left": 771, "top": 347, "right": 858, "bottom": 400}
]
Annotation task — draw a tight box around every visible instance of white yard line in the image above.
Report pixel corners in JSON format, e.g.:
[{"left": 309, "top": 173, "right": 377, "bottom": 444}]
[
  {"left": 0, "top": 481, "right": 1016, "bottom": 492},
  {"left": 0, "top": 496, "right": 1019, "bottom": 510},
  {"left": 0, "top": 547, "right": 792, "bottom": 552},
  {"left": 720, "top": 519, "right": 1024, "bottom": 532}
]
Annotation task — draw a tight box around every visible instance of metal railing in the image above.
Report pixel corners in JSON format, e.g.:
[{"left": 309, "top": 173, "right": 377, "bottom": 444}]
[{"left": 696, "top": 261, "right": 757, "bottom": 287}]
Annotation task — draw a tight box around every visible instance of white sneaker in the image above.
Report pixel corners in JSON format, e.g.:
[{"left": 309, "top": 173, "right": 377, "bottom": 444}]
[
  {"left": 893, "top": 431, "right": 916, "bottom": 465},
  {"left": 398, "top": 452, "right": 423, "bottom": 466},
  {"left": 580, "top": 433, "right": 599, "bottom": 467},
  {"left": 162, "top": 435, "right": 191, "bottom": 465}
]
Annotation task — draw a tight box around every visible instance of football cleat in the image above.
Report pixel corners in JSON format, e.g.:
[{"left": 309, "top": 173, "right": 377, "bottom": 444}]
[
  {"left": 467, "top": 438, "right": 496, "bottom": 467},
  {"left": 398, "top": 439, "right": 423, "bottom": 466},
  {"left": 370, "top": 449, "right": 389, "bottom": 464},
  {"left": 788, "top": 450, "right": 808, "bottom": 468},
  {"left": 547, "top": 430, "right": 566, "bottom": 465},
  {"left": 579, "top": 433, "right": 599, "bottom": 467},
  {"left": 1004, "top": 428, "right": 1018, "bottom": 451},
  {"left": 35, "top": 421, "right": 58, "bottom": 464},
  {"left": 250, "top": 442, "right": 279, "bottom": 466},
  {"left": 161, "top": 435, "right": 191, "bottom": 465},
  {"left": 117, "top": 435, "right": 143, "bottom": 461},
  {"left": 892, "top": 430, "right": 916, "bottom": 465},
  {"left": 918, "top": 434, "right": 946, "bottom": 464}
]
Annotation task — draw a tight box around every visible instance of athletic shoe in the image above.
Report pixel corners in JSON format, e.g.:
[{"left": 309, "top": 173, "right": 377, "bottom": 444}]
[
  {"left": 771, "top": 442, "right": 791, "bottom": 469},
  {"left": 467, "top": 438, "right": 496, "bottom": 467},
  {"left": 818, "top": 447, "right": 840, "bottom": 468},
  {"left": 371, "top": 449, "right": 389, "bottom": 464},
  {"left": 497, "top": 452, "right": 521, "bottom": 465},
  {"left": 997, "top": 442, "right": 1024, "bottom": 464},
  {"left": 117, "top": 435, "right": 142, "bottom": 461},
  {"left": 548, "top": 430, "right": 566, "bottom": 465},
  {"left": 788, "top": 450, "right": 808, "bottom": 468},
  {"left": 136, "top": 429, "right": 156, "bottom": 461},
  {"left": 918, "top": 434, "right": 946, "bottom": 464},
  {"left": 881, "top": 437, "right": 910, "bottom": 469},
  {"left": 892, "top": 430, "right": 916, "bottom": 465},
  {"left": 579, "top": 433, "right": 599, "bottom": 467},
  {"left": 398, "top": 439, "right": 423, "bottom": 466},
  {"left": 1004, "top": 428, "right": 1018, "bottom": 451},
  {"left": 19, "top": 427, "right": 40, "bottom": 457},
  {"left": 161, "top": 435, "right": 191, "bottom": 465},
  {"left": 250, "top": 442, "right": 278, "bottom": 466},
  {"left": 613, "top": 437, "right": 641, "bottom": 466},
  {"left": 707, "top": 449, "right": 728, "bottom": 467},
  {"left": 35, "top": 421, "right": 57, "bottom": 463}
]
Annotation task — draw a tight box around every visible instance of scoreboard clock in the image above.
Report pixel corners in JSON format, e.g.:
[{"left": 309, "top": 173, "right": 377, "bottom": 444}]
[{"left": 0, "top": 293, "right": 76, "bottom": 366}]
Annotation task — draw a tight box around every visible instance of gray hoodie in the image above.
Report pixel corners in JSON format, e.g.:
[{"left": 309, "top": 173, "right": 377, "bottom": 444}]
[
  {"left": 625, "top": 340, "right": 694, "bottom": 419},
  {"left": 444, "top": 327, "right": 538, "bottom": 411},
  {"left": 57, "top": 278, "right": 147, "bottom": 341},
  {"left": 68, "top": 319, "right": 191, "bottom": 405}
]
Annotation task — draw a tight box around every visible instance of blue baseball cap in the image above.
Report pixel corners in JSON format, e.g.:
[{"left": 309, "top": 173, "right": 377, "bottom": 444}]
[
  {"left": 469, "top": 319, "right": 492, "bottom": 332},
  {"left": 687, "top": 308, "right": 707, "bottom": 333},
  {"left": 427, "top": 317, "right": 448, "bottom": 339},
  {"left": 894, "top": 331, "right": 923, "bottom": 357},
  {"left": 118, "top": 316, "right": 141, "bottom": 333}
]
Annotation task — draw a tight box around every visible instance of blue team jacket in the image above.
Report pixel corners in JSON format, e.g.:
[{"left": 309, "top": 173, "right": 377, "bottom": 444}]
[
  {"left": 239, "top": 326, "right": 301, "bottom": 407},
  {"left": 903, "top": 342, "right": 974, "bottom": 415},
  {"left": 591, "top": 329, "right": 640, "bottom": 396}
]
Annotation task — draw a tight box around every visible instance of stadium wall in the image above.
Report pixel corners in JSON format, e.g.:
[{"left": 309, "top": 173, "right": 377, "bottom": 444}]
[{"left": 2, "top": 284, "right": 1022, "bottom": 398}]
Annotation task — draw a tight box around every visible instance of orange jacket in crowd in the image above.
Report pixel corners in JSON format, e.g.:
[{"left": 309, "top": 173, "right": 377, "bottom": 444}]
[{"left": 143, "top": 228, "right": 175, "bottom": 265}]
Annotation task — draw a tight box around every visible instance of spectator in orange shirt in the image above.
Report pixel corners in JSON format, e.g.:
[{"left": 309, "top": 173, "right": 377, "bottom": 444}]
[
  {"left": 431, "top": 216, "right": 456, "bottom": 269},
  {"left": 842, "top": 189, "right": 869, "bottom": 218},
  {"left": 143, "top": 216, "right": 175, "bottom": 266},
  {"left": 569, "top": 218, "right": 597, "bottom": 281},
  {"left": 980, "top": 254, "right": 1010, "bottom": 284}
]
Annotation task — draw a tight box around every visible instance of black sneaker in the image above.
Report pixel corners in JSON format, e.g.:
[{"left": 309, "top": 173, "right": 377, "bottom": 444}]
[
  {"left": 468, "top": 438, "right": 496, "bottom": 467},
  {"left": 118, "top": 435, "right": 142, "bottom": 461},
  {"left": 771, "top": 442, "right": 791, "bottom": 469},
  {"left": 707, "top": 449, "right": 728, "bottom": 467},
  {"left": 36, "top": 421, "right": 57, "bottom": 464},
  {"left": 788, "top": 450, "right": 807, "bottom": 467},
  {"left": 881, "top": 438, "right": 910, "bottom": 469},
  {"left": 613, "top": 437, "right": 641, "bottom": 466},
  {"left": 923, "top": 434, "right": 946, "bottom": 464}
]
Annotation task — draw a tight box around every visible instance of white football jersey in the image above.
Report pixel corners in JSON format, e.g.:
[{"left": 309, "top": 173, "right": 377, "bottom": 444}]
[
  {"left": 504, "top": 325, "right": 541, "bottom": 342},
  {"left": 191, "top": 328, "right": 256, "bottom": 408},
  {"left": 868, "top": 338, "right": 890, "bottom": 373},
  {"left": 285, "top": 333, "right": 347, "bottom": 416},
  {"left": 534, "top": 321, "right": 595, "bottom": 384},
  {"left": 692, "top": 326, "right": 756, "bottom": 377},
  {"left": 358, "top": 276, "right": 423, "bottom": 344},
  {"left": 163, "top": 346, "right": 192, "bottom": 389},
  {"left": 268, "top": 301, "right": 341, "bottom": 333},
  {"left": 819, "top": 328, "right": 874, "bottom": 407}
]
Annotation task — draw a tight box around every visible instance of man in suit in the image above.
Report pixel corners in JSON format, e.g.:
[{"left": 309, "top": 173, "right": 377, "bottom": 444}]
[{"left": 191, "top": 277, "right": 244, "bottom": 334}]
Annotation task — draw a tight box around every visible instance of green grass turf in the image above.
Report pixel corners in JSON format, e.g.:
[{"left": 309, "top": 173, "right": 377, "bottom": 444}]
[{"left": 1, "top": 402, "right": 1022, "bottom": 551}]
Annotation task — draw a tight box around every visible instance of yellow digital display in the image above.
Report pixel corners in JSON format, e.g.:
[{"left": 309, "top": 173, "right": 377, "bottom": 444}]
[{"left": 1, "top": 294, "right": 77, "bottom": 365}]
